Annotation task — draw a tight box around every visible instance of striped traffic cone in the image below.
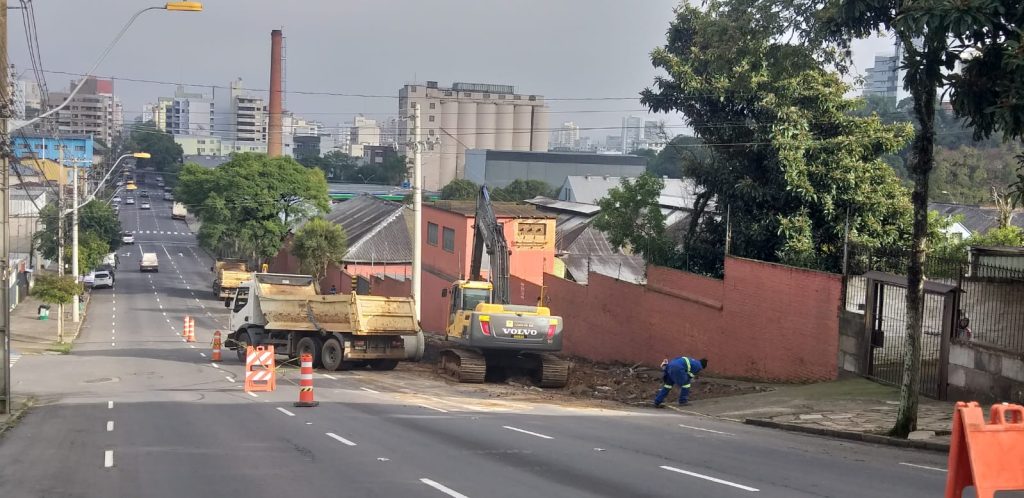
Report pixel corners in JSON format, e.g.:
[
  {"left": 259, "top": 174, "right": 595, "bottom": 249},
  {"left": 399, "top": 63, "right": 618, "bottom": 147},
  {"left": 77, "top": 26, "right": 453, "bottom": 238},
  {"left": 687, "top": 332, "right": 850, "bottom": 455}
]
[
  {"left": 182, "top": 316, "right": 190, "bottom": 340},
  {"left": 211, "top": 330, "right": 222, "bottom": 362},
  {"left": 294, "top": 353, "right": 319, "bottom": 407},
  {"left": 186, "top": 316, "right": 196, "bottom": 343}
]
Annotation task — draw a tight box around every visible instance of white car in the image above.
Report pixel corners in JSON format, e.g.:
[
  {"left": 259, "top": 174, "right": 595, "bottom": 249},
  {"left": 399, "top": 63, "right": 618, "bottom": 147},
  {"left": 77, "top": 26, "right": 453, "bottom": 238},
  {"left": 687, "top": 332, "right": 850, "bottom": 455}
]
[
  {"left": 125, "top": 197, "right": 136, "bottom": 205},
  {"left": 81, "top": 273, "right": 95, "bottom": 288},
  {"left": 92, "top": 271, "right": 114, "bottom": 289},
  {"left": 122, "top": 232, "right": 135, "bottom": 244},
  {"left": 140, "top": 202, "right": 151, "bottom": 210},
  {"left": 112, "top": 195, "right": 122, "bottom": 203}
]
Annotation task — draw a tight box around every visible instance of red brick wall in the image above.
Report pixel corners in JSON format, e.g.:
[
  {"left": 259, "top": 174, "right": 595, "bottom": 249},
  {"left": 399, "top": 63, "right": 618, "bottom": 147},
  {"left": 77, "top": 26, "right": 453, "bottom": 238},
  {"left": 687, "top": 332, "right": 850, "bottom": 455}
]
[
  {"left": 368, "top": 274, "right": 412, "bottom": 298},
  {"left": 539, "top": 257, "right": 840, "bottom": 382}
]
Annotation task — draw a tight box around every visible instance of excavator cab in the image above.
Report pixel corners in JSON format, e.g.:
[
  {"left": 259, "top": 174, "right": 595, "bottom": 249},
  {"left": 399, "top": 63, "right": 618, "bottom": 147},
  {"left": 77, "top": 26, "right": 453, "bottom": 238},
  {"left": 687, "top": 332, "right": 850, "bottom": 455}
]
[{"left": 444, "top": 280, "right": 493, "bottom": 340}]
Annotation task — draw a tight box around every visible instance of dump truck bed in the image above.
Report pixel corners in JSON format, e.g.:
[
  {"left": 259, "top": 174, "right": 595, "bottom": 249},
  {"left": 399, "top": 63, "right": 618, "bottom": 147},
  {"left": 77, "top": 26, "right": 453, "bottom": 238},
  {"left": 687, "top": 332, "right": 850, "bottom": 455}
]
[
  {"left": 259, "top": 293, "right": 419, "bottom": 336},
  {"left": 220, "top": 270, "right": 252, "bottom": 289}
]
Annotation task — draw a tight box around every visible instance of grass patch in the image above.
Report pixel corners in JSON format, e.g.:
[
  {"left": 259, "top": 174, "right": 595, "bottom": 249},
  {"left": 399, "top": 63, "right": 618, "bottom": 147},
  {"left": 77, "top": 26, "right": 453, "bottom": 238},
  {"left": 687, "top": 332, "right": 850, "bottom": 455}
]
[{"left": 47, "top": 342, "right": 74, "bottom": 354}]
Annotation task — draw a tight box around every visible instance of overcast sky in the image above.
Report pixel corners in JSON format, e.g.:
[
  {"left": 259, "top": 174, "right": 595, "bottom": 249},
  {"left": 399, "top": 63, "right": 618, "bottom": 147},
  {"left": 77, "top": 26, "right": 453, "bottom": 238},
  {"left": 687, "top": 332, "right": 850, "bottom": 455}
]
[{"left": 10, "top": 0, "right": 894, "bottom": 141}]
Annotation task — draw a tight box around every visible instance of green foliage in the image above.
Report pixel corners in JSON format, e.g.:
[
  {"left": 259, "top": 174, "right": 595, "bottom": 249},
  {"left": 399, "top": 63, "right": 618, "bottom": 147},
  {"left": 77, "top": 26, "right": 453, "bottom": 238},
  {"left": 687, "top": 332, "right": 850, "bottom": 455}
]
[
  {"left": 292, "top": 217, "right": 348, "bottom": 284},
  {"left": 640, "top": 0, "right": 913, "bottom": 274},
  {"left": 297, "top": 150, "right": 408, "bottom": 186},
  {"left": 644, "top": 136, "right": 711, "bottom": 179},
  {"left": 969, "top": 226, "right": 1024, "bottom": 248},
  {"left": 34, "top": 200, "right": 120, "bottom": 274},
  {"left": 176, "top": 153, "right": 330, "bottom": 261},
  {"left": 593, "top": 174, "right": 672, "bottom": 266},
  {"left": 31, "top": 274, "right": 83, "bottom": 305},
  {"left": 122, "top": 121, "right": 183, "bottom": 172},
  {"left": 441, "top": 179, "right": 479, "bottom": 200},
  {"left": 491, "top": 179, "right": 555, "bottom": 202}
]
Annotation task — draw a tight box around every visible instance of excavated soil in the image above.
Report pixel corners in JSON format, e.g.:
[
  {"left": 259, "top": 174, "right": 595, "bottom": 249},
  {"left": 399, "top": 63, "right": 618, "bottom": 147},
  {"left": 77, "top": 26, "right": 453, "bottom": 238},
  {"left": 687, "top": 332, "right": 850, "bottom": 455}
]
[{"left": 412, "top": 336, "right": 771, "bottom": 407}]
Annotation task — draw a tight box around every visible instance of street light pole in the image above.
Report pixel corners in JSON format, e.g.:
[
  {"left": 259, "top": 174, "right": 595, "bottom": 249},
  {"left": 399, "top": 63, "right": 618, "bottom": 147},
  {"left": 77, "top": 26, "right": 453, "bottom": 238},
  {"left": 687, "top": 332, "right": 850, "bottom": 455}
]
[{"left": 411, "top": 103, "right": 423, "bottom": 323}]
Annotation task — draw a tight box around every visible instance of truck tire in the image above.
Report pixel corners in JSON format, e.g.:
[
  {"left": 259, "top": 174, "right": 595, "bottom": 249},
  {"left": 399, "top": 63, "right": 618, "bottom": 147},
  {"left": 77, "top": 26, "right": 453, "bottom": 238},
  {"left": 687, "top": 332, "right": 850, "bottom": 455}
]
[
  {"left": 235, "top": 330, "right": 251, "bottom": 363},
  {"left": 321, "top": 338, "right": 344, "bottom": 371},
  {"left": 296, "top": 336, "right": 323, "bottom": 368},
  {"left": 369, "top": 359, "right": 398, "bottom": 371}
]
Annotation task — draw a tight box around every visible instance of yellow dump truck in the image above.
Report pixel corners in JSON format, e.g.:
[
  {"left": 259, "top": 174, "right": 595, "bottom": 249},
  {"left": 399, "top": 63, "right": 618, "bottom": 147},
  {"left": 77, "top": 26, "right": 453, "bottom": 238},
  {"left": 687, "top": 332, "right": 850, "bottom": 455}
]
[
  {"left": 225, "top": 273, "right": 425, "bottom": 370},
  {"left": 212, "top": 258, "right": 252, "bottom": 300}
]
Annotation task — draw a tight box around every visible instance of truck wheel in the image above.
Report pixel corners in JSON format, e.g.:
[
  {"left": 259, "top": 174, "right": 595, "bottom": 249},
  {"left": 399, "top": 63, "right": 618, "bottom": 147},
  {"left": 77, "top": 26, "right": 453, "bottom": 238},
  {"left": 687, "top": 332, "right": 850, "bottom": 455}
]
[
  {"left": 296, "top": 336, "right": 323, "bottom": 368},
  {"left": 321, "top": 338, "right": 344, "bottom": 371},
  {"left": 235, "top": 331, "right": 251, "bottom": 363},
  {"left": 369, "top": 359, "right": 398, "bottom": 371}
]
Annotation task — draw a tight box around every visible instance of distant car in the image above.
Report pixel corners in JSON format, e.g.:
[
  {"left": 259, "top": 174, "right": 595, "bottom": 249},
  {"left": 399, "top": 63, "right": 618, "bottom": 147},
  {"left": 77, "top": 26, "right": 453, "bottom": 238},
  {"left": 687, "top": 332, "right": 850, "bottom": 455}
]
[
  {"left": 163, "top": 193, "right": 174, "bottom": 201},
  {"left": 112, "top": 195, "right": 122, "bottom": 203},
  {"left": 82, "top": 273, "right": 95, "bottom": 288},
  {"left": 140, "top": 202, "right": 151, "bottom": 210},
  {"left": 122, "top": 232, "right": 135, "bottom": 244},
  {"left": 163, "top": 186, "right": 172, "bottom": 193},
  {"left": 140, "top": 191, "right": 150, "bottom": 198},
  {"left": 92, "top": 271, "right": 114, "bottom": 289},
  {"left": 125, "top": 197, "right": 135, "bottom": 205}
]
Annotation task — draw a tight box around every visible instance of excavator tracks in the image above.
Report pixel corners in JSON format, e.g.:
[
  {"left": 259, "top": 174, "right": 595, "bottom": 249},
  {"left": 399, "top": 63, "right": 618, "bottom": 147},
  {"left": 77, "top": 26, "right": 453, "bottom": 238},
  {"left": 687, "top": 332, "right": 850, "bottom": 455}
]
[
  {"left": 439, "top": 348, "right": 487, "bottom": 384},
  {"left": 533, "top": 353, "right": 570, "bottom": 388}
]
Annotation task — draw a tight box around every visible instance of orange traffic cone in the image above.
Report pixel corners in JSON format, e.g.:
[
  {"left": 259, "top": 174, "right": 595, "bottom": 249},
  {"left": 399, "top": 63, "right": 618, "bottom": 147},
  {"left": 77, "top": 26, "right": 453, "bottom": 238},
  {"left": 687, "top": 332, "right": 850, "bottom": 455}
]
[
  {"left": 182, "top": 316, "right": 190, "bottom": 340},
  {"left": 294, "top": 353, "right": 319, "bottom": 407},
  {"left": 211, "top": 330, "right": 222, "bottom": 362},
  {"left": 186, "top": 316, "right": 196, "bottom": 343}
]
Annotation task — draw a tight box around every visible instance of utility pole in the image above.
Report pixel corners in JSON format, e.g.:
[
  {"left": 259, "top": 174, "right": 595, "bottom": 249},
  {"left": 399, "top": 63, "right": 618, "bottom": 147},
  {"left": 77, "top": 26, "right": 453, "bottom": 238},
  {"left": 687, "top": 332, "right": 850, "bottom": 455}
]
[
  {"left": 411, "top": 103, "right": 422, "bottom": 323},
  {"left": 0, "top": 0, "right": 10, "bottom": 415},
  {"left": 57, "top": 147, "right": 65, "bottom": 343},
  {"left": 71, "top": 158, "right": 80, "bottom": 323}
]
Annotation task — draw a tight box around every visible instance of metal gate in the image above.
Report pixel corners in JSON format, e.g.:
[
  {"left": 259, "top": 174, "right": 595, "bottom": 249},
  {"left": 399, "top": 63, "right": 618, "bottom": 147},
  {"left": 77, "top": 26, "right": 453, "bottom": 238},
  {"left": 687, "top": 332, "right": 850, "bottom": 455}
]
[{"left": 863, "top": 272, "right": 957, "bottom": 400}]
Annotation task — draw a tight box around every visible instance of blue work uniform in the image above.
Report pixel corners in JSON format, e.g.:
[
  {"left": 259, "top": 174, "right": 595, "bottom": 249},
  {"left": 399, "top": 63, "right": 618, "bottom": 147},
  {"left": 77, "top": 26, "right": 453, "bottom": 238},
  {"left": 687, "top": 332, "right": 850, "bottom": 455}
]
[{"left": 654, "top": 356, "right": 703, "bottom": 405}]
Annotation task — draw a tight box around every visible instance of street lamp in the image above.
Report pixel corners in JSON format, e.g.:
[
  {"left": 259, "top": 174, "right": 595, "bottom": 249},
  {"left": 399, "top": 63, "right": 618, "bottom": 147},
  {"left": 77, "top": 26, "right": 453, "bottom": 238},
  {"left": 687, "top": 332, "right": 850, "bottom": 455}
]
[
  {"left": 10, "top": 3, "right": 202, "bottom": 132},
  {"left": 68, "top": 152, "right": 149, "bottom": 324}
]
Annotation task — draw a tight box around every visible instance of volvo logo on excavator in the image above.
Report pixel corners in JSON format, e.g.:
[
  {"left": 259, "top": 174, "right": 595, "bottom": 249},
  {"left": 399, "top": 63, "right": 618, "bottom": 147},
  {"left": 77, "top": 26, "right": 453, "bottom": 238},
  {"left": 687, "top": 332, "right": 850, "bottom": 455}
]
[{"left": 502, "top": 328, "right": 538, "bottom": 336}]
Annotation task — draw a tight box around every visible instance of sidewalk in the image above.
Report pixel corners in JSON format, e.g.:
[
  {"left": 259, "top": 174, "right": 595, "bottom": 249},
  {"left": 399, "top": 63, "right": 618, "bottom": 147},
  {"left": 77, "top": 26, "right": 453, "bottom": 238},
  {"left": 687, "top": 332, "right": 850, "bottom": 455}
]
[
  {"left": 10, "top": 294, "right": 91, "bottom": 355},
  {"left": 682, "top": 377, "right": 953, "bottom": 450}
]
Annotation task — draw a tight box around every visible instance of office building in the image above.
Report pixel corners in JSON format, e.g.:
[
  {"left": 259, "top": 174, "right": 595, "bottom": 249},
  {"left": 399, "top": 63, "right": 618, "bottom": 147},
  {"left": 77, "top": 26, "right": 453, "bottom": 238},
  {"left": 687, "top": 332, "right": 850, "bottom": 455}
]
[
  {"left": 863, "top": 53, "right": 899, "bottom": 101},
  {"left": 166, "top": 86, "right": 215, "bottom": 135},
  {"left": 620, "top": 115, "right": 644, "bottom": 153},
  {"left": 398, "top": 81, "right": 549, "bottom": 190},
  {"left": 44, "top": 77, "right": 123, "bottom": 144},
  {"left": 349, "top": 115, "right": 381, "bottom": 158},
  {"left": 551, "top": 122, "right": 580, "bottom": 151}
]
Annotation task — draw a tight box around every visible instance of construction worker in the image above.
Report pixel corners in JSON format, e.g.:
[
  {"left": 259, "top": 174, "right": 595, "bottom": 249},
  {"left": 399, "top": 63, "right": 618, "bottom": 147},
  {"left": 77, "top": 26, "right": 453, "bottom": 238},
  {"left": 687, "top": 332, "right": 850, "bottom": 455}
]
[
  {"left": 654, "top": 356, "right": 708, "bottom": 407},
  {"left": 329, "top": 284, "right": 338, "bottom": 295}
]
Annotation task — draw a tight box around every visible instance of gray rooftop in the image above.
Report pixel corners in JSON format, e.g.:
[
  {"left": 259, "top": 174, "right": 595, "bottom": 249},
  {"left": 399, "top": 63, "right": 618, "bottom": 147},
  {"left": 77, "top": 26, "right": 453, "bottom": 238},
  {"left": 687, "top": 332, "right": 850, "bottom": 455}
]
[
  {"left": 558, "top": 175, "right": 704, "bottom": 208},
  {"left": 930, "top": 202, "right": 1024, "bottom": 234},
  {"left": 321, "top": 194, "right": 411, "bottom": 264}
]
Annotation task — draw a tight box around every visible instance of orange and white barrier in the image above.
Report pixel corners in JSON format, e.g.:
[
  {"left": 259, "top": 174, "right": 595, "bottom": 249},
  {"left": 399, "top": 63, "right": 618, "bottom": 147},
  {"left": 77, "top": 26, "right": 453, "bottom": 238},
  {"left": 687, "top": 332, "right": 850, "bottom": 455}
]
[
  {"left": 211, "top": 330, "right": 222, "bottom": 362},
  {"left": 293, "top": 353, "right": 319, "bottom": 407},
  {"left": 244, "top": 345, "right": 276, "bottom": 392},
  {"left": 946, "top": 401, "right": 1024, "bottom": 498},
  {"left": 182, "top": 316, "right": 196, "bottom": 342}
]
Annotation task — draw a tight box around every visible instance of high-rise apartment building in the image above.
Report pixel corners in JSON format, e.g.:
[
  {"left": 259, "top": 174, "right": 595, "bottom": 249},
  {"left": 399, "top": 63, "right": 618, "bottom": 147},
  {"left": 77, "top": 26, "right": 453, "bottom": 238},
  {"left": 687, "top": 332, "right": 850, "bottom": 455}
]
[
  {"left": 349, "top": 115, "right": 381, "bottom": 158},
  {"left": 45, "top": 77, "right": 123, "bottom": 145},
  {"left": 620, "top": 115, "right": 644, "bottom": 153},
  {"left": 551, "top": 121, "right": 580, "bottom": 150},
  {"left": 863, "top": 53, "right": 899, "bottom": 101},
  {"left": 398, "top": 81, "right": 549, "bottom": 190},
  {"left": 166, "top": 86, "right": 214, "bottom": 135}
]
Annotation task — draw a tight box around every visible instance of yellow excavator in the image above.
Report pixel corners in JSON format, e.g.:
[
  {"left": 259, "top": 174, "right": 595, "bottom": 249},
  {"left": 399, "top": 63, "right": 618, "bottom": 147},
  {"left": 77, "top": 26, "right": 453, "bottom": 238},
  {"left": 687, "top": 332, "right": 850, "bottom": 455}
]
[{"left": 439, "top": 186, "right": 569, "bottom": 387}]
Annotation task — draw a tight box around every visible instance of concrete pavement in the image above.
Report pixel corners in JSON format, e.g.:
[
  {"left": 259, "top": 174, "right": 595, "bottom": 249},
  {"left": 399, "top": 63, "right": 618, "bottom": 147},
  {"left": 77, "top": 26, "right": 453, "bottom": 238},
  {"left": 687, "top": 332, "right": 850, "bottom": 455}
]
[{"left": 0, "top": 191, "right": 983, "bottom": 497}]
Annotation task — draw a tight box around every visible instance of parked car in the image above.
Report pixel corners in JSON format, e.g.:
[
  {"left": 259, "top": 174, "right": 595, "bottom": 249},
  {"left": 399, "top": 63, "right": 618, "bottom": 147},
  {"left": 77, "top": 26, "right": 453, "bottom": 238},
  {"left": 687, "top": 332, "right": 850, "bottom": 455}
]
[
  {"left": 140, "top": 190, "right": 150, "bottom": 198},
  {"left": 92, "top": 271, "right": 114, "bottom": 289},
  {"left": 81, "top": 273, "right": 95, "bottom": 288},
  {"left": 163, "top": 193, "right": 174, "bottom": 201},
  {"left": 112, "top": 195, "right": 122, "bottom": 203},
  {"left": 122, "top": 232, "right": 135, "bottom": 244},
  {"left": 140, "top": 202, "right": 151, "bottom": 210},
  {"left": 125, "top": 197, "right": 136, "bottom": 205}
]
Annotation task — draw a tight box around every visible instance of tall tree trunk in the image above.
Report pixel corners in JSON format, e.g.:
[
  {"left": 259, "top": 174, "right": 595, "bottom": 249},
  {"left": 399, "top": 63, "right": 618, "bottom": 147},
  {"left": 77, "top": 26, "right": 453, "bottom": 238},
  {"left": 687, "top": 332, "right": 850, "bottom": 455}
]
[{"left": 891, "top": 40, "right": 939, "bottom": 439}]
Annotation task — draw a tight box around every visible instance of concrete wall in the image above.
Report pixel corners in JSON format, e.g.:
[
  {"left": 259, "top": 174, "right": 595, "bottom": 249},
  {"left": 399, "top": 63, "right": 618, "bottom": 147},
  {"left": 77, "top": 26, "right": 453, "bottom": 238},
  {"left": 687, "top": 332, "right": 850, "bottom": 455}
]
[
  {"left": 838, "top": 309, "right": 866, "bottom": 375},
  {"left": 947, "top": 342, "right": 1024, "bottom": 404},
  {"left": 464, "top": 149, "right": 647, "bottom": 190},
  {"left": 368, "top": 274, "right": 412, "bottom": 298},
  {"left": 510, "top": 257, "right": 841, "bottom": 382}
]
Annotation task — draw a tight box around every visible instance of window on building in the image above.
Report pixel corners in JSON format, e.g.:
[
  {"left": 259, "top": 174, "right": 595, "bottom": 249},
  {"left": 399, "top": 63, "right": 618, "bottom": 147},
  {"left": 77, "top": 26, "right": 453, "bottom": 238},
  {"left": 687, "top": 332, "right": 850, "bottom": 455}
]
[
  {"left": 463, "top": 92, "right": 472, "bottom": 97},
  {"left": 74, "top": 146, "right": 86, "bottom": 152},
  {"left": 428, "top": 130, "right": 435, "bottom": 136},
  {"left": 34, "top": 144, "right": 43, "bottom": 150},
  {"left": 442, "top": 227, "right": 455, "bottom": 252},
  {"left": 428, "top": 223, "right": 438, "bottom": 246},
  {"left": 429, "top": 103, "right": 436, "bottom": 110},
  {"left": 429, "top": 115, "right": 435, "bottom": 122}
]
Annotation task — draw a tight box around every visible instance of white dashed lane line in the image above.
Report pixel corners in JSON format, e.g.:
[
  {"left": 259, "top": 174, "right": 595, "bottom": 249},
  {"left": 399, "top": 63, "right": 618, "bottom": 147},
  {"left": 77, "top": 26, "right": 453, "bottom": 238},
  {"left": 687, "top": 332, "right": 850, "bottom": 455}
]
[
  {"left": 325, "top": 432, "right": 357, "bottom": 446},
  {"left": 106, "top": 421, "right": 113, "bottom": 432},
  {"left": 108, "top": 401, "right": 113, "bottom": 409},
  {"left": 659, "top": 466, "right": 759, "bottom": 492},
  {"left": 503, "top": 426, "right": 553, "bottom": 440},
  {"left": 420, "top": 478, "right": 469, "bottom": 498},
  {"left": 276, "top": 407, "right": 296, "bottom": 417},
  {"left": 104, "top": 450, "right": 114, "bottom": 469},
  {"left": 678, "top": 424, "right": 734, "bottom": 436},
  {"left": 899, "top": 462, "right": 946, "bottom": 472}
]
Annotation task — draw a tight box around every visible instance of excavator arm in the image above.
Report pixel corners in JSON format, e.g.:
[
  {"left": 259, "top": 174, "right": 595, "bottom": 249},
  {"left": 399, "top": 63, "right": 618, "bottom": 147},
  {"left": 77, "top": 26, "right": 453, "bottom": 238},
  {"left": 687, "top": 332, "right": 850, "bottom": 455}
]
[{"left": 468, "top": 186, "right": 511, "bottom": 305}]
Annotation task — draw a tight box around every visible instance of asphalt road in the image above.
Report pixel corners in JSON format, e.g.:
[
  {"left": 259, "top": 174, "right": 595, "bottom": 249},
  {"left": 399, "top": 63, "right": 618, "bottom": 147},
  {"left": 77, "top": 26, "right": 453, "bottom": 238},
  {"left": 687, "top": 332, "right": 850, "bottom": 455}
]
[{"left": 0, "top": 191, "right": 982, "bottom": 497}]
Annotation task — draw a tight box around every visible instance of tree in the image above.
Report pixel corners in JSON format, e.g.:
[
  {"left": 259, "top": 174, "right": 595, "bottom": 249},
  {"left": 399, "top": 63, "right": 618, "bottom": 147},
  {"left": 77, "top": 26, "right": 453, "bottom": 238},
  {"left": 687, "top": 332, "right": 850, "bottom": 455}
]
[
  {"left": 76, "top": 232, "right": 110, "bottom": 275},
  {"left": 34, "top": 200, "right": 120, "bottom": 274},
  {"left": 491, "top": 179, "right": 555, "bottom": 202},
  {"left": 124, "top": 121, "right": 183, "bottom": 172},
  {"left": 593, "top": 173, "right": 672, "bottom": 266},
  {"left": 291, "top": 217, "right": 348, "bottom": 287},
  {"left": 641, "top": 0, "right": 913, "bottom": 276},
  {"left": 32, "top": 274, "right": 83, "bottom": 309},
  {"left": 441, "top": 179, "right": 479, "bottom": 200},
  {"left": 969, "top": 226, "right": 1024, "bottom": 248},
  {"left": 804, "top": 0, "right": 1024, "bottom": 439},
  {"left": 176, "top": 153, "right": 330, "bottom": 263}
]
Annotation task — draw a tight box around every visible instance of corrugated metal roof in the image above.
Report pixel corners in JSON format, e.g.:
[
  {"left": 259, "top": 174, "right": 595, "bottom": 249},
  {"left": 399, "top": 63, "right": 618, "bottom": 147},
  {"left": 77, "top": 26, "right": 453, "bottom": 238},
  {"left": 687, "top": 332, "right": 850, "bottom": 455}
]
[
  {"left": 312, "top": 195, "right": 412, "bottom": 264},
  {"left": 930, "top": 202, "right": 1024, "bottom": 234},
  {"left": 428, "top": 200, "right": 555, "bottom": 219},
  {"left": 524, "top": 196, "right": 601, "bottom": 215},
  {"left": 562, "top": 253, "right": 646, "bottom": 285},
  {"left": 559, "top": 175, "right": 704, "bottom": 208}
]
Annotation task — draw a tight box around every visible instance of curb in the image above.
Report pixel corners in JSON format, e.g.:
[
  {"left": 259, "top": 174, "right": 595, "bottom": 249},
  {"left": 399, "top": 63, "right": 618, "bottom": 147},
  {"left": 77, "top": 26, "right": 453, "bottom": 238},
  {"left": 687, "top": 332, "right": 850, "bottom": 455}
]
[
  {"left": 744, "top": 418, "right": 950, "bottom": 453},
  {"left": 0, "top": 397, "right": 35, "bottom": 439}
]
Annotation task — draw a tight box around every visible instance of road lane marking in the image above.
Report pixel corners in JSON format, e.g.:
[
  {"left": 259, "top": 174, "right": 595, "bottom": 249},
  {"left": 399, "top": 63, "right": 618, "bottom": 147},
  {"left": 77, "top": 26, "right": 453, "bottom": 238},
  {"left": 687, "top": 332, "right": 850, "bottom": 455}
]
[
  {"left": 211, "top": 363, "right": 220, "bottom": 369},
  {"left": 225, "top": 376, "right": 236, "bottom": 383},
  {"left": 899, "top": 462, "right": 946, "bottom": 472},
  {"left": 322, "top": 374, "right": 338, "bottom": 380},
  {"left": 678, "top": 424, "right": 734, "bottom": 436},
  {"left": 420, "top": 478, "right": 469, "bottom": 498},
  {"left": 276, "top": 407, "right": 296, "bottom": 417},
  {"left": 247, "top": 392, "right": 259, "bottom": 398},
  {"left": 418, "top": 404, "right": 449, "bottom": 413},
  {"left": 189, "top": 345, "right": 195, "bottom": 349},
  {"left": 660, "top": 466, "right": 759, "bottom": 492},
  {"left": 326, "top": 432, "right": 357, "bottom": 446},
  {"left": 199, "top": 352, "right": 206, "bottom": 357},
  {"left": 111, "top": 342, "right": 116, "bottom": 347},
  {"left": 502, "top": 426, "right": 553, "bottom": 440},
  {"left": 360, "top": 387, "right": 379, "bottom": 393},
  {"left": 106, "top": 421, "right": 114, "bottom": 432},
  {"left": 108, "top": 401, "right": 113, "bottom": 409},
  {"left": 104, "top": 450, "right": 114, "bottom": 468}
]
